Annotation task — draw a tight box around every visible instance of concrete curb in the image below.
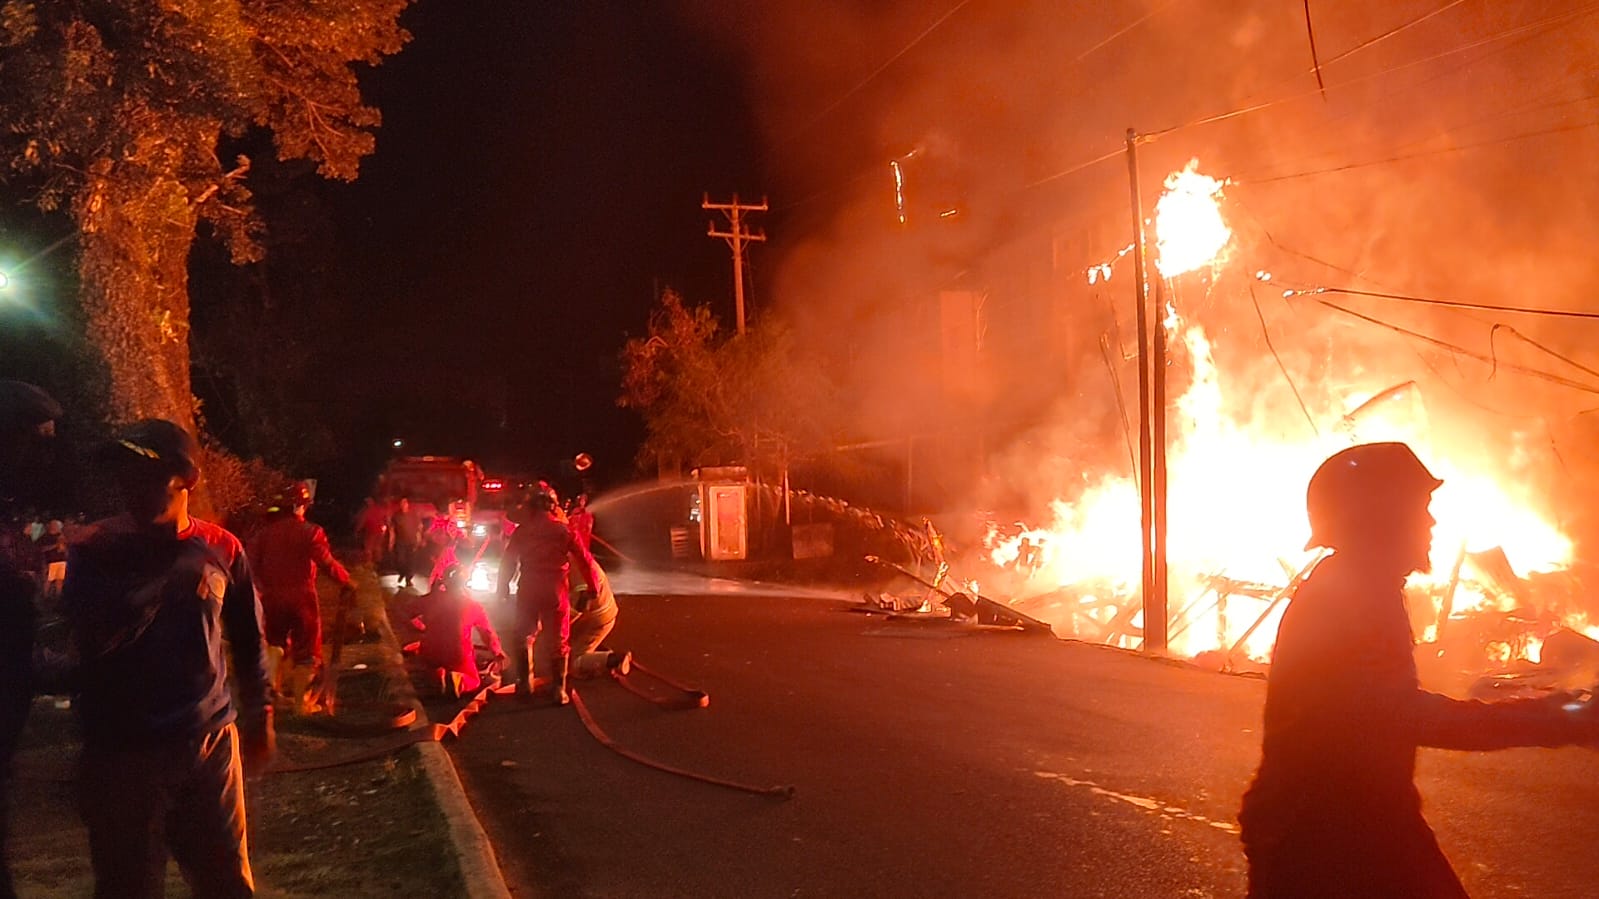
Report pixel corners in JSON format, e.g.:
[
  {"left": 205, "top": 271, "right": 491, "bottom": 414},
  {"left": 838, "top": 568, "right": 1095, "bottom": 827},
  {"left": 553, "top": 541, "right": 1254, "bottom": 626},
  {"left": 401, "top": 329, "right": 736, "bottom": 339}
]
[
  {"left": 412, "top": 740, "right": 515, "bottom": 899},
  {"left": 360, "top": 572, "right": 515, "bottom": 899}
]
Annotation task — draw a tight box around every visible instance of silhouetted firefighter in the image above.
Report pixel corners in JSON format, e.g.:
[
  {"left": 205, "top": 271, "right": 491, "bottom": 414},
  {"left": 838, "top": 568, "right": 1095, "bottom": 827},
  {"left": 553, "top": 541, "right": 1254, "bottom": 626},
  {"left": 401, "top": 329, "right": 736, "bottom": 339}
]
[{"left": 1240, "top": 442, "right": 1599, "bottom": 898}]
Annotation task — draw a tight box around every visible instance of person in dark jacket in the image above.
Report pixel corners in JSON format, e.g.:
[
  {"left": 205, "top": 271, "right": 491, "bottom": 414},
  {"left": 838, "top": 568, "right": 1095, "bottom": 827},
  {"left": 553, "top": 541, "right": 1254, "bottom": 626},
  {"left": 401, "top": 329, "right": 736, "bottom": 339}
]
[
  {"left": 1239, "top": 442, "right": 1599, "bottom": 898},
  {"left": 0, "top": 381, "right": 60, "bottom": 899},
  {"left": 248, "top": 481, "right": 353, "bottom": 716},
  {"left": 63, "top": 419, "right": 275, "bottom": 898}
]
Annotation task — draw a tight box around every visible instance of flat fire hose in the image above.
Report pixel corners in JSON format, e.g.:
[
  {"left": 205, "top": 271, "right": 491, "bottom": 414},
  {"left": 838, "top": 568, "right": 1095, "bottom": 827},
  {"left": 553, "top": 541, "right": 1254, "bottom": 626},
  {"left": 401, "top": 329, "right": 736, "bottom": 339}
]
[
  {"left": 266, "top": 683, "right": 498, "bottom": 775},
  {"left": 612, "top": 659, "right": 711, "bottom": 710},
  {"left": 569, "top": 686, "right": 794, "bottom": 800}
]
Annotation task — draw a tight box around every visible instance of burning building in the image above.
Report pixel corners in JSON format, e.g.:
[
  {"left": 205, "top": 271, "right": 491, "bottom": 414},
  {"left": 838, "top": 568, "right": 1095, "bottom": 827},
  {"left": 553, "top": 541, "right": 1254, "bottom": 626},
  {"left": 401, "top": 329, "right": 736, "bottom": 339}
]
[{"left": 688, "top": 2, "right": 1599, "bottom": 676}]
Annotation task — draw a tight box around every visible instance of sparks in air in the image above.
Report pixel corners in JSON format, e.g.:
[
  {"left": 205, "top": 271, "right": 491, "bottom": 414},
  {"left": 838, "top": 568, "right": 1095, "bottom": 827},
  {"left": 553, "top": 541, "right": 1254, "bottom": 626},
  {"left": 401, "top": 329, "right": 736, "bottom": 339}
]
[{"left": 1154, "top": 160, "right": 1231, "bottom": 277}]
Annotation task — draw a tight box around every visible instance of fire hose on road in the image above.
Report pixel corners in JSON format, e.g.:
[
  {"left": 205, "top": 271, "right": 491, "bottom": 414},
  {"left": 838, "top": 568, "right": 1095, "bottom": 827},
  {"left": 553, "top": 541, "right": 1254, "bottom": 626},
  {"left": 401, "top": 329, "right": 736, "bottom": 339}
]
[{"left": 269, "top": 656, "right": 796, "bottom": 800}]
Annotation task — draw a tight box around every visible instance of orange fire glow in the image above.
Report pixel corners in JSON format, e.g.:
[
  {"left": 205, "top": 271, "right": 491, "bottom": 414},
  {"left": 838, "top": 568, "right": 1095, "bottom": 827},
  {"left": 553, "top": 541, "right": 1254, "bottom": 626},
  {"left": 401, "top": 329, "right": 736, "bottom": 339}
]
[
  {"left": 983, "top": 161, "right": 1579, "bottom": 668},
  {"left": 1154, "top": 160, "right": 1230, "bottom": 277}
]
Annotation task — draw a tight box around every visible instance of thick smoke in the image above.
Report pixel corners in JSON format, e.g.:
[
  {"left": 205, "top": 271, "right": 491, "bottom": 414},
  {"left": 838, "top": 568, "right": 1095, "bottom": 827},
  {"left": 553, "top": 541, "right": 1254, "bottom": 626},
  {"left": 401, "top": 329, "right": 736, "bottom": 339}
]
[{"left": 684, "top": 1, "right": 1599, "bottom": 565}]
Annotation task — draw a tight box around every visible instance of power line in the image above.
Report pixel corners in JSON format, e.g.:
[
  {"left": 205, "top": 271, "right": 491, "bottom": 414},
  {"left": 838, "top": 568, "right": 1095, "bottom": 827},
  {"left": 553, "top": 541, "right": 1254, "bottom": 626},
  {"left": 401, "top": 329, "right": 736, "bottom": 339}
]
[
  {"left": 1313, "top": 300, "right": 1599, "bottom": 395},
  {"left": 1074, "top": 0, "right": 1183, "bottom": 63},
  {"left": 1317, "top": 0, "right": 1469, "bottom": 69},
  {"left": 1143, "top": 3, "right": 1599, "bottom": 139},
  {"left": 786, "top": 0, "right": 972, "bottom": 141},
  {"left": 1283, "top": 284, "right": 1599, "bottom": 321},
  {"left": 1025, "top": 145, "right": 1124, "bottom": 190},
  {"left": 1238, "top": 118, "right": 1599, "bottom": 184}
]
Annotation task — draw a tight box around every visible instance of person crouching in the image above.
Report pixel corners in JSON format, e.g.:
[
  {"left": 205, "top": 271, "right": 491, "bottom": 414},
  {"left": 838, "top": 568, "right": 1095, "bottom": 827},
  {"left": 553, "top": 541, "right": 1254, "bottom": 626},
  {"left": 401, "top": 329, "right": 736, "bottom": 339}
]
[
  {"left": 568, "top": 559, "right": 630, "bottom": 679},
  {"left": 407, "top": 565, "right": 505, "bottom": 698}
]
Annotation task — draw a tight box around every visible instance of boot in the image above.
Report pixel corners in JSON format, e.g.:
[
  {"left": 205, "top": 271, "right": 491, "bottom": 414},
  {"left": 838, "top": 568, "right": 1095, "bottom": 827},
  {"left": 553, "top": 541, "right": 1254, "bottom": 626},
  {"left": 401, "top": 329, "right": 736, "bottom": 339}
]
[
  {"left": 290, "top": 665, "right": 323, "bottom": 716},
  {"left": 264, "top": 646, "right": 286, "bottom": 700}
]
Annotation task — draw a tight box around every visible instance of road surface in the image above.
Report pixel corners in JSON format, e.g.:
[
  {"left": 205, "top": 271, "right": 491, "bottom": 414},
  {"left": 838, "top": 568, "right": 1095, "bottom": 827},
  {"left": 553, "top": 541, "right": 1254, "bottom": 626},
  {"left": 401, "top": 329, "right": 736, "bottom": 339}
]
[{"left": 442, "top": 575, "right": 1599, "bottom": 898}]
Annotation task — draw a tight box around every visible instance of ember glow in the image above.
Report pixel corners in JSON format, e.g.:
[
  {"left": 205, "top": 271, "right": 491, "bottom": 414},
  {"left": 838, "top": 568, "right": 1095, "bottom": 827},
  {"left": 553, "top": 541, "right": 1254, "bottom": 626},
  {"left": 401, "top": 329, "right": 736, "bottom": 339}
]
[{"left": 979, "top": 161, "right": 1579, "bottom": 669}]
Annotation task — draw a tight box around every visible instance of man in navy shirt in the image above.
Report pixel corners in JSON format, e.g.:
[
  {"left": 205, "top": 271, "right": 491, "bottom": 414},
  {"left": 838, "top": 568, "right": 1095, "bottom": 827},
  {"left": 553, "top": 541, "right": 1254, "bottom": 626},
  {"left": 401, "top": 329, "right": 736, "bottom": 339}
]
[{"left": 63, "top": 420, "right": 275, "bottom": 898}]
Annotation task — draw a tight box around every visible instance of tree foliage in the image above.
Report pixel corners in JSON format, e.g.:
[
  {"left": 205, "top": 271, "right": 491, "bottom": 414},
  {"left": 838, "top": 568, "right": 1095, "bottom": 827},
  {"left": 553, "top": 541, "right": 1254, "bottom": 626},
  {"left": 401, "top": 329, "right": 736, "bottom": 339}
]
[
  {"left": 619, "top": 290, "right": 837, "bottom": 472},
  {"left": 0, "top": 0, "right": 410, "bottom": 431}
]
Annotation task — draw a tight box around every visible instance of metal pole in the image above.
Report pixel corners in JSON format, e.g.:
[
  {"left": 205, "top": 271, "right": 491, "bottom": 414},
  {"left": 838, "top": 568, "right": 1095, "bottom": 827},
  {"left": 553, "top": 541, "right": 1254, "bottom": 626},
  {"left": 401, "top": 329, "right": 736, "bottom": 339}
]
[
  {"left": 1150, "top": 277, "right": 1170, "bottom": 654},
  {"left": 1125, "top": 128, "right": 1160, "bottom": 655}
]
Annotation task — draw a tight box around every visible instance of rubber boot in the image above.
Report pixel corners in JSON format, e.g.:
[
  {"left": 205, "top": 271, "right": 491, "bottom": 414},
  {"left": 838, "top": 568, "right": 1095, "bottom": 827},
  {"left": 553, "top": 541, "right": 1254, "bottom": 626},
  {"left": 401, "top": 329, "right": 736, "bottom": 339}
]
[
  {"left": 291, "top": 665, "right": 323, "bottom": 716},
  {"left": 264, "top": 646, "right": 286, "bottom": 700}
]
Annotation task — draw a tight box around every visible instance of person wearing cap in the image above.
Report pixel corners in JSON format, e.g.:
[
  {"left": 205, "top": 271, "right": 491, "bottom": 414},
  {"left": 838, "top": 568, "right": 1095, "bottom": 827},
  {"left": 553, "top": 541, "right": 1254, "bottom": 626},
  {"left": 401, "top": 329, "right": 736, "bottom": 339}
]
[
  {"left": 1239, "top": 442, "right": 1599, "bottom": 898},
  {"left": 62, "top": 419, "right": 274, "bottom": 897},
  {"left": 0, "top": 381, "right": 60, "bottom": 899},
  {"left": 496, "top": 490, "right": 598, "bottom": 705},
  {"left": 248, "top": 481, "right": 354, "bottom": 717}
]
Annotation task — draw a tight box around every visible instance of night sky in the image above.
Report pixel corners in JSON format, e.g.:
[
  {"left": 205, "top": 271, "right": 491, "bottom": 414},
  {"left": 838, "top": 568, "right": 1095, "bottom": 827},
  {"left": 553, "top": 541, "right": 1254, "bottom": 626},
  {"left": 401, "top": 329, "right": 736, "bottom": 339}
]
[{"left": 330, "top": 2, "right": 766, "bottom": 481}]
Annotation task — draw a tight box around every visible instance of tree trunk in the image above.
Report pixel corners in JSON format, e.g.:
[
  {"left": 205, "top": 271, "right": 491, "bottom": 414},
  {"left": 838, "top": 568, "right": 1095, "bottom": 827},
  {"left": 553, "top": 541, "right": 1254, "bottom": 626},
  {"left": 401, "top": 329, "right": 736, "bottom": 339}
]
[
  {"left": 72, "top": 124, "right": 210, "bottom": 431},
  {"left": 72, "top": 118, "right": 219, "bottom": 516}
]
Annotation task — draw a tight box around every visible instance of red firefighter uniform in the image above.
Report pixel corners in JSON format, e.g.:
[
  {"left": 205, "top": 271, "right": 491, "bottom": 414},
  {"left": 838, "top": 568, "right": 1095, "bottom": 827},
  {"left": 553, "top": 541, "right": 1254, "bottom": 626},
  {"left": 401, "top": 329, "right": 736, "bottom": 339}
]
[
  {"left": 406, "top": 567, "right": 504, "bottom": 697},
  {"left": 248, "top": 496, "right": 351, "bottom": 713},
  {"left": 496, "top": 496, "right": 597, "bottom": 703}
]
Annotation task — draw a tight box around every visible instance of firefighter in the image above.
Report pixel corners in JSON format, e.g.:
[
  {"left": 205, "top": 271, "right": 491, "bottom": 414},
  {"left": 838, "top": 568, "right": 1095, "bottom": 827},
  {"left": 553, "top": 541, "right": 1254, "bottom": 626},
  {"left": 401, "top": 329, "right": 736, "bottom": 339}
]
[
  {"left": 0, "top": 381, "right": 59, "bottom": 899},
  {"left": 63, "top": 419, "right": 274, "bottom": 897},
  {"left": 248, "top": 481, "right": 354, "bottom": 716},
  {"left": 405, "top": 564, "right": 505, "bottom": 698},
  {"left": 496, "top": 491, "right": 598, "bottom": 705},
  {"left": 1239, "top": 442, "right": 1599, "bottom": 898},
  {"left": 568, "top": 559, "right": 630, "bottom": 679}
]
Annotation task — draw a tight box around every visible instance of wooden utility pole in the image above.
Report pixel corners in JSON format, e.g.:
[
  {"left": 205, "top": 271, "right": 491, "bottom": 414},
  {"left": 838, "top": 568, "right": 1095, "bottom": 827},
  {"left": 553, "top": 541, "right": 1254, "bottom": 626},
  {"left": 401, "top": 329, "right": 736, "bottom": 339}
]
[
  {"left": 1125, "top": 127, "right": 1168, "bottom": 655},
  {"left": 704, "top": 193, "right": 768, "bottom": 336}
]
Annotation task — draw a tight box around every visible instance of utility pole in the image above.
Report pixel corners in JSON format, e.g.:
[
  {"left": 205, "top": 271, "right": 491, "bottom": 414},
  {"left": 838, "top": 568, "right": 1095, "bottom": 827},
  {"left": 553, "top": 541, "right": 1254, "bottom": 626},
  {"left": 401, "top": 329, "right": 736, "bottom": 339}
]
[
  {"left": 1125, "top": 127, "right": 1168, "bottom": 656},
  {"left": 703, "top": 193, "right": 768, "bottom": 336}
]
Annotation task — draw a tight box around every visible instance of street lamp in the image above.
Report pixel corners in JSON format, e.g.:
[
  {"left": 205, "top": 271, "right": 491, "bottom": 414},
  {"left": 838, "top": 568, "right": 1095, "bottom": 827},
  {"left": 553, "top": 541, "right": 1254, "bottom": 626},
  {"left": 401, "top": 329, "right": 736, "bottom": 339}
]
[{"left": 0, "top": 270, "right": 10, "bottom": 290}]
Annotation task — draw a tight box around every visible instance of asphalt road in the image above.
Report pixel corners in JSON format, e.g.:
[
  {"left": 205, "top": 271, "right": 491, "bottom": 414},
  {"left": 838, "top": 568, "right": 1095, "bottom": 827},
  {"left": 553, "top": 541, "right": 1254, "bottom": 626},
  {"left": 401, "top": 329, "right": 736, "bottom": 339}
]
[{"left": 444, "top": 576, "right": 1599, "bottom": 899}]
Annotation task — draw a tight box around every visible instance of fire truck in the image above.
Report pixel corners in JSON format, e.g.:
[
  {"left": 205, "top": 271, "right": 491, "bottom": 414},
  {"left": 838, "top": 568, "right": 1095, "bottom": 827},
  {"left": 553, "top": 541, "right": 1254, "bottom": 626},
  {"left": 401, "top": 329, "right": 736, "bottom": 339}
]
[{"left": 376, "top": 456, "right": 482, "bottom": 532}]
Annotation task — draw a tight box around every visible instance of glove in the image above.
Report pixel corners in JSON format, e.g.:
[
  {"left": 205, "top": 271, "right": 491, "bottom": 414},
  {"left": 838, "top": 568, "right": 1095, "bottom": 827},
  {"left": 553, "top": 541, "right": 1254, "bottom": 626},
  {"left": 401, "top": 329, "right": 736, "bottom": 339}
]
[{"left": 238, "top": 706, "right": 277, "bottom": 777}]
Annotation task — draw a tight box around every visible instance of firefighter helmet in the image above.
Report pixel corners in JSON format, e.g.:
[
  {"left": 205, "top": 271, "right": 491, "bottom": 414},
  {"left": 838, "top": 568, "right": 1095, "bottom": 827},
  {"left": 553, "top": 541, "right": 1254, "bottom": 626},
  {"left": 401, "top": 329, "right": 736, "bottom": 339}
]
[
  {"left": 276, "top": 481, "right": 314, "bottom": 510},
  {"left": 1304, "top": 442, "right": 1442, "bottom": 550}
]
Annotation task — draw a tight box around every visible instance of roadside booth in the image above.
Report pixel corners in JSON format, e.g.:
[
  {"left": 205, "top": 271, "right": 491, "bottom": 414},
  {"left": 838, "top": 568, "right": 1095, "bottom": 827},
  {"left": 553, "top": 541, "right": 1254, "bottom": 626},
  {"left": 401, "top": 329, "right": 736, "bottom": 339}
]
[{"left": 694, "top": 466, "right": 748, "bottom": 561}]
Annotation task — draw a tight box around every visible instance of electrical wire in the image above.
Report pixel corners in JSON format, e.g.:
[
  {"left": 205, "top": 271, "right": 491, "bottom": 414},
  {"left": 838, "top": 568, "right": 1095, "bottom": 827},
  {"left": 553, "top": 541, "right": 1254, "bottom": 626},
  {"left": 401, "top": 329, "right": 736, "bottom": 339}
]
[
  {"left": 1303, "top": 0, "right": 1326, "bottom": 99},
  {"left": 1316, "top": 0, "right": 1469, "bottom": 69},
  {"left": 1143, "top": 3, "right": 1599, "bottom": 139},
  {"left": 786, "top": 0, "right": 972, "bottom": 141},
  {"left": 1249, "top": 285, "right": 1319, "bottom": 436},
  {"left": 1073, "top": 0, "right": 1183, "bottom": 63},
  {"left": 1287, "top": 285, "right": 1599, "bottom": 321},
  {"left": 1311, "top": 300, "right": 1599, "bottom": 395},
  {"left": 1026, "top": 145, "right": 1124, "bottom": 190},
  {"left": 1240, "top": 118, "right": 1599, "bottom": 184}
]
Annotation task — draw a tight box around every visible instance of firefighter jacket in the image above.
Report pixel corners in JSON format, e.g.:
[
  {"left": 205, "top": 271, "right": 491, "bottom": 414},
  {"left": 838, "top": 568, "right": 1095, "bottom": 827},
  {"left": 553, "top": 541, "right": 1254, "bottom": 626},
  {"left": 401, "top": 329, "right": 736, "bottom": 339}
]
[
  {"left": 497, "top": 514, "right": 598, "bottom": 600},
  {"left": 406, "top": 586, "right": 502, "bottom": 687},
  {"left": 62, "top": 516, "right": 272, "bottom": 748},
  {"left": 1239, "top": 552, "right": 1590, "bottom": 897},
  {"left": 247, "top": 511, "right": 351, "bottom": 606}
]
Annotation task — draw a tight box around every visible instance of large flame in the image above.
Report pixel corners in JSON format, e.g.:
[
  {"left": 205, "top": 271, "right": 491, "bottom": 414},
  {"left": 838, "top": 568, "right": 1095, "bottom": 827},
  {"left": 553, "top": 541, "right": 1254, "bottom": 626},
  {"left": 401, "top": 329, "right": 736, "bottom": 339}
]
[
  {"left": 981, "top": 161, "right": 1577, "bottom": 668},
  {"left": 1154, "top": 160, "right": 1230, "bottom": 277}
]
